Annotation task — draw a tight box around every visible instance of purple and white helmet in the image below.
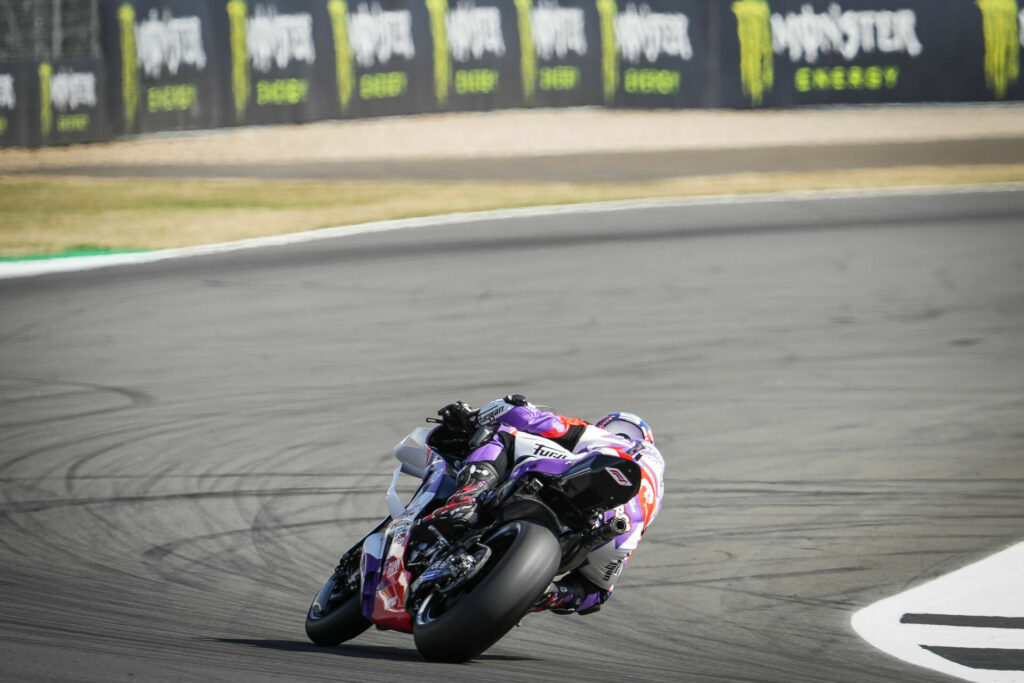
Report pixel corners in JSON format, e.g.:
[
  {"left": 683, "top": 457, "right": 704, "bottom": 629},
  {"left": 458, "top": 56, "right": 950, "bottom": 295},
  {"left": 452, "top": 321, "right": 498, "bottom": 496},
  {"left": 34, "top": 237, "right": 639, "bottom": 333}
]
[{"left": 595, "top": 412, "right": 655, "bottom": 444}]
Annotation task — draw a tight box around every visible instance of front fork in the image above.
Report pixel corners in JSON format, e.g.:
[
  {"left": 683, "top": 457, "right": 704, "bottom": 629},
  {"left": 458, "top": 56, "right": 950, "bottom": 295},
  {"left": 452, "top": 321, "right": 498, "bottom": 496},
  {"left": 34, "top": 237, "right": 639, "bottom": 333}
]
[{"left": 359, "top": 457, "right": 454, "bottom": 632}]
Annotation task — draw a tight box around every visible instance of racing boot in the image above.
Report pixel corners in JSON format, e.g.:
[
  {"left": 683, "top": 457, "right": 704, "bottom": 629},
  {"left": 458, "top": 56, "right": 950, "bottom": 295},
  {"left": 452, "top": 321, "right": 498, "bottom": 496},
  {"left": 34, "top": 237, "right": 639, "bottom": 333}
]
[
  {"left": 532, "top": 572, "right": 607, "bottom": 615},
  {"left": 420, "top": 461, "right": 499, "bottom": 534}
]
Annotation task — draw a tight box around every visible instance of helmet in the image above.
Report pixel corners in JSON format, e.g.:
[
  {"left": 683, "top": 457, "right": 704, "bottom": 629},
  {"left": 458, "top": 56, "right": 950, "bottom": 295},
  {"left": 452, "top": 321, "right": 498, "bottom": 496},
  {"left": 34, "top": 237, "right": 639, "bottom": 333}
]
[{"left": 595, "top": 412, "right": 654, "bottom": 444}]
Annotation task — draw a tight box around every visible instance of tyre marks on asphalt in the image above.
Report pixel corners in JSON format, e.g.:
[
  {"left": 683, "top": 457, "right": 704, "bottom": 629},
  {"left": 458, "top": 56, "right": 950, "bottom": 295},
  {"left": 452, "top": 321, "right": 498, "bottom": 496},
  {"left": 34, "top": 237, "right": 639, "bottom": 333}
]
[{"left": 852, "top": 542, "right": 1024, "bottom": 682}]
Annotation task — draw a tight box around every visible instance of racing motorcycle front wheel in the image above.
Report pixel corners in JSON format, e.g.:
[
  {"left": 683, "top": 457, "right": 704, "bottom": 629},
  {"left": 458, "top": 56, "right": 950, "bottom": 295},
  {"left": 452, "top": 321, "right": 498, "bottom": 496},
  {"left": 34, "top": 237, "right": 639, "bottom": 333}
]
[
  {"left": 412, "top": 520, "right": 560, "bottom": 662},
  {"left": 304, "top": 551, "right": 371, "bottom": 647}
]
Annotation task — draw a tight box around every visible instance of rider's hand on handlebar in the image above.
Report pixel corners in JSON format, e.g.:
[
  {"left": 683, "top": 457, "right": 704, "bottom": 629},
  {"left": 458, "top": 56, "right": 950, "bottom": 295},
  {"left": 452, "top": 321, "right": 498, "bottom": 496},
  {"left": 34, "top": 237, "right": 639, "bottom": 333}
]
[{"left": 437, "top": 401, "right": 477, "bottom": 434}]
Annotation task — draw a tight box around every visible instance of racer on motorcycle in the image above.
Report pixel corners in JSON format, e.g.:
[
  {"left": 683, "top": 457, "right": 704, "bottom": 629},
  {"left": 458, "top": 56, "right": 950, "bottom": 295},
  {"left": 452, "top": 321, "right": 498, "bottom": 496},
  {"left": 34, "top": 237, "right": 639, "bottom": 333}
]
[{"left": 421, "top": 395, "right": 665, "bottom": 616}]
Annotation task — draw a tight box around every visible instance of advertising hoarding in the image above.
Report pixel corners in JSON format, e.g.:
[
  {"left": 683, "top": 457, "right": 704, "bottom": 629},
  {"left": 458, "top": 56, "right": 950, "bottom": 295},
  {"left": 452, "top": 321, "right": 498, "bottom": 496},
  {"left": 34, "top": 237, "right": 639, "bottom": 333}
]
[
  {"left": 514, "top": 0, "right": 603, "bottom": 108},
  {"left": 329, "top": 0, "right": 437, "bottom": 118},
  {"left": 100, "top": 0, "right": 224, "bottom": 134},
  {"left": 425, "top": 0, "right": 525, "bottom": 111},
  {"left": 598, "top": 0, "right": 715, "bottom": 108},
  {"left": 0, "top": 62, "right": 33, "bottom": 147},
  {"left": 720, "top": 0, "right": 1024, "bottom": 108}
]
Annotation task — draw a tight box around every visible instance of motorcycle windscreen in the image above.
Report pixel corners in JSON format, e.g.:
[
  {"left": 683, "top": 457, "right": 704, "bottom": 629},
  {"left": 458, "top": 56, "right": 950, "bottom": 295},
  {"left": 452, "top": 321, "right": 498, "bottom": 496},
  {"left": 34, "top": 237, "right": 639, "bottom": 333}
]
[{"left": 556, "top": 454, "right": 641, "bottom": 514}]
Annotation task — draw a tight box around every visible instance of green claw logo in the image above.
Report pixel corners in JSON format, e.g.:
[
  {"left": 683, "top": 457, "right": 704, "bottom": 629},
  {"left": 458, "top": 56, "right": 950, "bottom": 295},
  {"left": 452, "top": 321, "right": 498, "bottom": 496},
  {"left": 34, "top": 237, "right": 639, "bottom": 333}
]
[
  {"left": 733, "top": 0, "right": 773, "bottom": 106},
  {"left": 426, "top": 0, "right": 451, "bottom": 107},
  {"left": 117, "top": 3, "right": 139, "bottom": 129},
  {"left": 976, "top": 0, "right": 1020, "bottom": 99},
  {"left": 328, "top": 0, "right": 355, "bottom": 113},
  {"left": 39, "top": 62, "right": 52, "bottom": 140},
  {"left": 596, "top": 0, "right": 617, "bottom": 105},
  {"left": 513, "top": 0, "right": 536, "bottom": 104},
  {"left": 227, "top": 0, "right": 250, "bottom": 121}
]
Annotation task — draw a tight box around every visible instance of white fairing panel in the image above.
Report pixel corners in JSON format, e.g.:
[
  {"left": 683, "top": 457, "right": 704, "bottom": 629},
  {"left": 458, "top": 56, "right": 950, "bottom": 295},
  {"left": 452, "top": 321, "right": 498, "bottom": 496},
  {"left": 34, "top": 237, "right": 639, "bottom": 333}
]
[
  {"left": 393, "top": 427, "right": 433, "bottom": 477},
  {"left": 511, "top": 432, "right": 583, "bottom": 463}
]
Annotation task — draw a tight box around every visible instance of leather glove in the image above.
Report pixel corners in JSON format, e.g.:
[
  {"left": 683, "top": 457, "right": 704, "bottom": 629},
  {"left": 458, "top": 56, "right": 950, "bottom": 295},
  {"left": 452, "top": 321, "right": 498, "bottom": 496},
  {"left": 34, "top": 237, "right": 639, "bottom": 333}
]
[{"left": 437, "top": 401, "right": 477, "bottom": 434}]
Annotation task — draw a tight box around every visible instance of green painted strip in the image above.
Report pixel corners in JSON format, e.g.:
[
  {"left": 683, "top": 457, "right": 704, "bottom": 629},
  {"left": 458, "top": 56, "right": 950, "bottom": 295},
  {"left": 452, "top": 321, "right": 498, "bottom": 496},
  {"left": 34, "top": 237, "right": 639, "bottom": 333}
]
[{"left": 0, "top": 247, "right": 152, "bottom": 262}]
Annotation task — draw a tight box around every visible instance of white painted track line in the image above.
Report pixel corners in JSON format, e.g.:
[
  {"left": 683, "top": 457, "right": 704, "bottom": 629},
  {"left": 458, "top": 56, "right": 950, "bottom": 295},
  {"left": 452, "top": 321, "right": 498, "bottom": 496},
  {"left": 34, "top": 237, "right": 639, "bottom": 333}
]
[{"left": 3, "top": 182, "right": 1024, "bottom": 281}]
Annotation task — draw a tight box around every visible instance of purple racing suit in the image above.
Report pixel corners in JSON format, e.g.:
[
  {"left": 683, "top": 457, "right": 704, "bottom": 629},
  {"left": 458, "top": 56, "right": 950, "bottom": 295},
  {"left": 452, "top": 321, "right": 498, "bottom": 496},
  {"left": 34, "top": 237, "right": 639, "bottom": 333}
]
[{"left": 463, "top": 399, "right": 666, "bottom": 613}]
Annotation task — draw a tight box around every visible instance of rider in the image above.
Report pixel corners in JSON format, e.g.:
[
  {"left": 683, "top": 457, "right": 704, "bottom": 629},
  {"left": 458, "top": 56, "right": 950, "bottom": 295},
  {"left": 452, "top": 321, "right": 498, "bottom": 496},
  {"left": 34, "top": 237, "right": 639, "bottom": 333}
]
[{"left": 421, "top": 394, "right": 666, "bottom": 616}]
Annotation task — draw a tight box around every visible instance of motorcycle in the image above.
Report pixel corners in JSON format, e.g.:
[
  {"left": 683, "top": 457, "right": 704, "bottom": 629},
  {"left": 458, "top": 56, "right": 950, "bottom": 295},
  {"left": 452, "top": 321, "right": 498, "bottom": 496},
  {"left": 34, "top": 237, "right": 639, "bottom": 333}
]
[{"left": 303, "top": 420, "right": 642, "bottom": 662}]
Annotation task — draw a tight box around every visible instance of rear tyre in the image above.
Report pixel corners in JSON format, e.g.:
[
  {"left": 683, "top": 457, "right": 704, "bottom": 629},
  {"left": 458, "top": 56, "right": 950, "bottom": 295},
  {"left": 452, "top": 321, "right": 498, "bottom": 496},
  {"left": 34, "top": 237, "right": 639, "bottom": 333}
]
[{"left": 412, "top": 520, "right": 560, "bottom": 662}]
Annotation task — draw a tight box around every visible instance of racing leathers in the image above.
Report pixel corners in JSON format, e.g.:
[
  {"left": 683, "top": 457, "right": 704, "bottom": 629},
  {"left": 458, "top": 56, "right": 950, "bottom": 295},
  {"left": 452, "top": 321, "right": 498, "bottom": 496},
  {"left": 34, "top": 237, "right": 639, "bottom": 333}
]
[{"left": 424, "top": 395, "right": 666, "bottom": 615}]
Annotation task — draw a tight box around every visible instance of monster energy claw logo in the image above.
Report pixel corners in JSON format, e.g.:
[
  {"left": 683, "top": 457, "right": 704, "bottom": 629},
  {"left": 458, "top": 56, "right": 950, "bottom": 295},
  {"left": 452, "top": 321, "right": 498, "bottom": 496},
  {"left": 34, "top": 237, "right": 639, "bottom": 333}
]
[
  {"left": 977, "top": 0, "right": 1021, "bottom": 99},
  {"left": 227, "top": 0, "right": 250, "bottom": 121},
  {"left": 327, "top": 0, "right": 355, "bottom": 113},
  {"left": 39, "top": 63, "right": 52, "bottom": 140},
  {"left": 513, "top": 0, "right": 535, "bottom": 103},
  {"left": 596, "top": 0, "right": 617, "bottom": 104},
  {"left": 733, "top": 0, "right": 773, "bottom": 106},
  {"left": 117, "top": 3, "right": 139, "bottom": 129},
  {"left": 425, "top": 0, "right": 450, "bottom": 107}
]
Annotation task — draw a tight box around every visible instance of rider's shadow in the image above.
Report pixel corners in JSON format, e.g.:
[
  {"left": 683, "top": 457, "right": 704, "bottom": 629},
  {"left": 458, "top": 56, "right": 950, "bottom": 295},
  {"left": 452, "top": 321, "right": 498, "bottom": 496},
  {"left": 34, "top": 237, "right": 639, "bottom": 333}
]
[{"left": 212, "top": 638, "right": 536, "bottom": 663}]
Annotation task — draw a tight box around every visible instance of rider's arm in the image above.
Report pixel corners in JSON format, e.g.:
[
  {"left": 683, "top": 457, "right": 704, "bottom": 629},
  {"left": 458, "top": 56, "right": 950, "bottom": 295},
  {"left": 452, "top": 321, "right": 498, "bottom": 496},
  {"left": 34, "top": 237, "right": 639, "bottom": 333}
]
[{"left": 477, "top": 395, "right": 589, "bottom": 450}]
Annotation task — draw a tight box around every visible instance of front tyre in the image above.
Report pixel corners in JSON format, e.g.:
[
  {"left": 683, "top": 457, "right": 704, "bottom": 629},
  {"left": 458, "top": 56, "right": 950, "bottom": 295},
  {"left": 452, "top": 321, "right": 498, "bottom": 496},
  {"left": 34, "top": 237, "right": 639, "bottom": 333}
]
[
  {"left": 304, "top": 565, "right": 371, "bottom": 646},
  {"left": 413, "top": 520, "right": 560, "bottom": 662}
]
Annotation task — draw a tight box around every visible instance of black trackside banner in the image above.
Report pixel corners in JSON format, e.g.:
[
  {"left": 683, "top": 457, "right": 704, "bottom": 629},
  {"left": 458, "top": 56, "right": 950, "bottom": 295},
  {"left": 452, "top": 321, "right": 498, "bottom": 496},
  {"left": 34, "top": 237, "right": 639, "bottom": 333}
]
[
  {"left": 327, "top": 0, "right": 436, "bottom": 118},
  {"left": 425, "top": 0, "right": 524, "bottom": 111},
  {"left": 32, "top": 58, "right": 109, "bottom": 145},
  {"left": 17, "top": 0, "right": 1020, "bottom": 147},
  {"left": 0, "top": 63, "right": 32, "bottom": 147},
  {"left": 514, "top": 0, "right": 602, "bottom": 108},
  {"left": 210, "top": 0, "right": 338, "bottom": 126},
  {"left": 598, "top": 0, "right": 714, "bottom": 108},
  {"left": 100, "top": 0, "right": 223, "bottom": 134},
  {"left": 720, "top": 0, "right": 1024, "bottom": 108}
]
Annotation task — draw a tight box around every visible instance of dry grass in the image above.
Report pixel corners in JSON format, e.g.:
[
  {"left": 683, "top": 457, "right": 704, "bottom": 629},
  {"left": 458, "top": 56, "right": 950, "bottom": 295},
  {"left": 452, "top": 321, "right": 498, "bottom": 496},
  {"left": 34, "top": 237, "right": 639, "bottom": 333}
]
[{"left": 2, "top": 164, "right": 1023, "bottom": 257}]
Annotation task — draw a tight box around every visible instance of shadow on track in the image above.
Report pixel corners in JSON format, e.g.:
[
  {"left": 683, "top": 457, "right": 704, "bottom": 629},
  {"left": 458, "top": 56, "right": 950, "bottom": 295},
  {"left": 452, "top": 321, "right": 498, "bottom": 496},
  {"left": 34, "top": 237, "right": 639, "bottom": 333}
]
[{"left": 213, "top": 638, "right": 536, "bottom": 663}]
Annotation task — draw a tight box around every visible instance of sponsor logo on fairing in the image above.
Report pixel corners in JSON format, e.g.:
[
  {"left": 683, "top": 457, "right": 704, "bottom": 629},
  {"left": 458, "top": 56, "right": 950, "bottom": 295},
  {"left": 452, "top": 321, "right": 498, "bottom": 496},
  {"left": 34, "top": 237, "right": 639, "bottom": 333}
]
[
  {"left": 532, "top": 443, "right": 572, "bottom": 460},
  {"left": 477, "top": 402, "right": 512, "bottom": 424},
  {"left": 606, "top": 466, "right": 631, "bottom": 487},
  {"left": 601, "top": 557, "right": 625, "bottom": 581}
]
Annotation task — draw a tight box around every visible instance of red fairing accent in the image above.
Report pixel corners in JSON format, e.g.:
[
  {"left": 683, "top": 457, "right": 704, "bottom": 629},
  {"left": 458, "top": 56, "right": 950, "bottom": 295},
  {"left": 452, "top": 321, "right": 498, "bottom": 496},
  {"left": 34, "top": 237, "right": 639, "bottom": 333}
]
[
  {"left": 371, "top": 555, "right": 414, "bottom": 633},
  {"left": 637, "top": 469, "right": 659, "bottom": 526},
  {"left": 539, "top": 415, "right": 587, "bottom": 439},
  {"left": 370, "top": 524, "right": 415, "bottom": 633}
]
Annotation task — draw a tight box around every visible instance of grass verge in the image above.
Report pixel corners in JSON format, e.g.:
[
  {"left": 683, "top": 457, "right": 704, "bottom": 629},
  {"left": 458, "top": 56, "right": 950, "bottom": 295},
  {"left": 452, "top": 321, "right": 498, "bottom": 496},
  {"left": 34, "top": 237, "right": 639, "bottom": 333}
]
[{"left": 2, "top": 164, "right": 1023, "bottom": 258}]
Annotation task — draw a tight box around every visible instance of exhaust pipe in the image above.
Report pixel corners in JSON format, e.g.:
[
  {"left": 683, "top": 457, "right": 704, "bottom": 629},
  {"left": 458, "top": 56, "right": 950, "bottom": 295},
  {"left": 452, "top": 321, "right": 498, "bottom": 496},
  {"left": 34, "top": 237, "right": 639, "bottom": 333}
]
[{"left": 588, "top": 515, "right": 629, "bottom": 543}]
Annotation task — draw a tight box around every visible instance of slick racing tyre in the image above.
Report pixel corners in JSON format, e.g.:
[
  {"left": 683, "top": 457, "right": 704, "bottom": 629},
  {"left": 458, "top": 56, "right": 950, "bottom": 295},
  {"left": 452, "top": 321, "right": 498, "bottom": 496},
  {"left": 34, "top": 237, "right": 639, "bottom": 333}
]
[
  {"left": 412, "top": 520, "right": 560, "bottom": 662},
  {"left": 305, "top": 566, "right": 371, "bottom": 646}
]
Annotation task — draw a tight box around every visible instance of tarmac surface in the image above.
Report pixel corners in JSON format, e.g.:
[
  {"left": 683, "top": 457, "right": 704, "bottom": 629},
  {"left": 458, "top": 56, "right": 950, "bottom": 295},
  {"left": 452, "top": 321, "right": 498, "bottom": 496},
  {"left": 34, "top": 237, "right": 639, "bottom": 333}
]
[{"left": 1, "top": 189, "right": 1023, "bottom": 681}]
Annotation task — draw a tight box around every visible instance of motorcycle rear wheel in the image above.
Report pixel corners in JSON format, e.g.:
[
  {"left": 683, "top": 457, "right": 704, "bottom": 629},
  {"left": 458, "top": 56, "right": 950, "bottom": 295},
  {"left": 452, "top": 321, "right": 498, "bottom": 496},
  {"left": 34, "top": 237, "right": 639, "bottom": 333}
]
[{"left": 412, "top": 520, "right": 560, "bottom": 662}]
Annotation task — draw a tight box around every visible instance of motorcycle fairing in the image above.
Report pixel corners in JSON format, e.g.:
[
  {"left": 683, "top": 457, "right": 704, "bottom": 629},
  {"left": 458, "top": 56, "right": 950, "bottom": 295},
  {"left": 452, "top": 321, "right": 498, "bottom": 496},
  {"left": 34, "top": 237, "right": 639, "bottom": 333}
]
[{"left": 361, "top": 454, "right": 450, "bottom": 632}]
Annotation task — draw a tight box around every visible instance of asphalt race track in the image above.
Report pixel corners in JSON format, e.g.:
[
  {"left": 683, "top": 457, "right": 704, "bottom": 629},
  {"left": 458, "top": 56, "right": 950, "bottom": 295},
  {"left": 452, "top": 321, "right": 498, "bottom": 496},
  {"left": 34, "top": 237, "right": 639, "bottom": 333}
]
[{"left": 1, "top": 189, "right": 1023, "bottom": 682}]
